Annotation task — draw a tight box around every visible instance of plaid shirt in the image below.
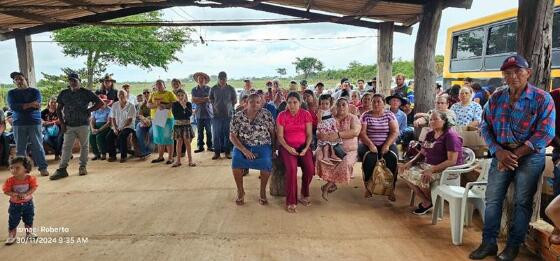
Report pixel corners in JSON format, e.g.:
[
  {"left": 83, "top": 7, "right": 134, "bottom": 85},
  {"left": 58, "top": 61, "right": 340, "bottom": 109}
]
[{"left": 481, "top": 83, "right": 555, "bottom": 155}]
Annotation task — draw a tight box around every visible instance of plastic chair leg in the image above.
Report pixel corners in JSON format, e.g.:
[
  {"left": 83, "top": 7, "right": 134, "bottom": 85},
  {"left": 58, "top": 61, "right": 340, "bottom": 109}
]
[
  {"left": 431, "top": 189, "right": 443, "bottom": 219},
  {"left": 465, "top": 204, "right": 474, "bottom": 227},
  {"left": 449, "top": 199, "right": 464, "bottom": 245},
  {"left": 432, "top": 195, "right": 441, "bottom": 225}
]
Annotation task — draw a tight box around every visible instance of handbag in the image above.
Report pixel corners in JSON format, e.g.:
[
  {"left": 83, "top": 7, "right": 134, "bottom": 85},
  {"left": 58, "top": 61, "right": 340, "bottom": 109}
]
[
  {"left": 365, "top": 153, "right": 394, "bottom": 196},
  {"left": 46, "top": 125, "right": 60, "bottom": 137},
  {"left": 332, "top": 143, "right": 347, "bottom": 159},
  {"left": 269, "top": 158, "right": 286, "bottom": 197}
]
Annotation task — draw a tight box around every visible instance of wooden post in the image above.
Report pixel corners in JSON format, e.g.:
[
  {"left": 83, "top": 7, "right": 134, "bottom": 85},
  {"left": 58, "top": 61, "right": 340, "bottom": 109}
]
[
  {"left": 413, "top": 0, "right": 443, "bottom": 113},
  {"left": 14, "top": 30, "right": 37, "bottom": 87},
  {"left": 377, "top": 22, "right": 393, "bottom": 97},
  {"left": 517, "top": 0, "right": 553, "bottom": 90}
]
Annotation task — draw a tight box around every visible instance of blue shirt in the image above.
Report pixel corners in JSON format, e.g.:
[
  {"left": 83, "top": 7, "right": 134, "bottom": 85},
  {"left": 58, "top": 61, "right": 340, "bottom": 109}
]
[
  {"left": 481, "top": 83, "right": 555, "bottom": 155},
  {"left": 91, "top": 107, "right": 111, "bottom": 123},
  {"left": 7, "top": 87, "right": 42, "bottom": 126},
  {"left": 391, "top": 109, "right": 407, "bottom": 136},
  {"left": 264, "top": 103, "right": 278, "bottom": 120},
  {"left": 191, "top": 85, "right": 213, "bottom": 119}
]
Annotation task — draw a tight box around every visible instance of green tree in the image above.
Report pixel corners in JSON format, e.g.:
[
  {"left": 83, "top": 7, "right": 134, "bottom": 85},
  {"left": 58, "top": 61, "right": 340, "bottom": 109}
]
[
  {"left": 276, "top": 68, "right": 287, "bottom": 77},
  {"left": 37, "top": 68, "right": 90, "bottom": 104},
  {"left": 52, "top": 11, "right": 192, "bottom": 88},
  {"left": 292, "top": 57, "right": 324, "bottom": 79},
  {"left": 435, "top": 54, "right": 444, "bottom": 76},
  {"left": 393, "top": 59, "right": 415, "bottom": 79}
]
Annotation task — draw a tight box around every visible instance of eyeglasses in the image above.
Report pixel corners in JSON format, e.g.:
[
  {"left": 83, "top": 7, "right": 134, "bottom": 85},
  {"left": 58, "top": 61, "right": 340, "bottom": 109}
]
[{"left": 436, "top": 102, "right": 447, "bottom": 104}]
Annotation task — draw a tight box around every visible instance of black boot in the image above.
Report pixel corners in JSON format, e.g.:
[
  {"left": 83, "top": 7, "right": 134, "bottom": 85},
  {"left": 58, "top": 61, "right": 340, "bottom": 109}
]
[
  {"left": 194, "top": 148, "right": 204, "bottom": 153},
  {"left": 497, "top": 245, "right": 519, "bottom": 261},
  {"left": 469, "top": 242, "right": 498, "bottom": 260}
]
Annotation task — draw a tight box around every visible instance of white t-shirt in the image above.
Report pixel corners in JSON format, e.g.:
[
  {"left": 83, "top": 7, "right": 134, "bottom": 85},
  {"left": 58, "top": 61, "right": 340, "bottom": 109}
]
[{"left": 110, "top": 102, "right": 136, "bottom": 130}]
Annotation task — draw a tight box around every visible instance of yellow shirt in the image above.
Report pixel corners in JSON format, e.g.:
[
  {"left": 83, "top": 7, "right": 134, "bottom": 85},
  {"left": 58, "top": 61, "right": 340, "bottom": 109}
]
[{"left": 148, "top": 90, "right": 177, "bottom": 118}]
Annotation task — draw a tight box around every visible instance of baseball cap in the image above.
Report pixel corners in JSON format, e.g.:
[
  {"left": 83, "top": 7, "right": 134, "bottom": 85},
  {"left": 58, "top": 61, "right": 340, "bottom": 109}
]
[
  {"left": 300, "top": 80, "right": 308, "bottom": 85},
  {"left": 340, "top": 78, "right": 349, "bottom": 84},
  {"left": 500, "top": 54, "right": 529, "bottom": 71},
  {"left": 67, "top": 73, "right": 80, "bottom": 81},
  {"left": 9, "top": 71, "right": 24, "bottom": 80},
  {"left": 218, "top": 71, "right": 227, "bottom": 79}
]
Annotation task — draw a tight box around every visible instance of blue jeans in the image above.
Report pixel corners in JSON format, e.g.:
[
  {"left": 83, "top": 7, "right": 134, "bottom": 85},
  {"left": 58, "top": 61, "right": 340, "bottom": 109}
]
[
  {"left": 8, "top": 200, "right": 34, "bottom": 230},
  {"left": 211, "top": 117, "right": 231, "bottom": 154},
  {"left": 135, "top": 123, "right": 153, "bottom": 156},
  {"left": 482, "top": 153, "right": 545, "bottom": 247},
  {"left": 43, "top": 133, "right": 63, "bottom": 157},
  {"left": 553, "top": 150, "right": 560, "bottom": 196},
  {"left": 196, "top": 118, "right": 212, "bottom": 150},
  {"left": 13, "top": 125, "right": 48, "bottom": 171}
]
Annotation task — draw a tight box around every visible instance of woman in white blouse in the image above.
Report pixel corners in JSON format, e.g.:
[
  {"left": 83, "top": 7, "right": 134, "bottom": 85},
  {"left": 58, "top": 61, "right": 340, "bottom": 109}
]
[{"left": 450, "top": 86, "right": 482, "bottom": 127}]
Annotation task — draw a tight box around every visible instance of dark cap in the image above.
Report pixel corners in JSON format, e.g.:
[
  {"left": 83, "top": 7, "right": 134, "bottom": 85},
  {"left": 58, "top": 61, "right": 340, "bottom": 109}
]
[
  {"left": 266, "top": 80, "right": 273, "bottom": 86},
  {"left": 9, "top": 71, "right": 24, "bottom": 80},
  {"left": 341, "top": 78, "right": 349, "bottom": 84},
  {"left": 243, "top": 79, "right": 251, "bottom": 83},
  {"left": 218, "top": 71, "right": 227, "bottom": 79},
  {"left": 67, "top": 73, "right": 80, "bottom": 81},
  {"left": 500, "top": 54, "right": 529, "bottom": 71},
  {"left": 300, "top": 80, "right": 308, "bottom": 85}
]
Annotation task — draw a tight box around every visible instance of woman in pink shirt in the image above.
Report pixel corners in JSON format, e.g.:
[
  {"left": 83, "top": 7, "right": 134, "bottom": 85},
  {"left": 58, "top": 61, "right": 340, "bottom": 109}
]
[{"left": 277, "top": 92, "right": 315, "bottom": 213}]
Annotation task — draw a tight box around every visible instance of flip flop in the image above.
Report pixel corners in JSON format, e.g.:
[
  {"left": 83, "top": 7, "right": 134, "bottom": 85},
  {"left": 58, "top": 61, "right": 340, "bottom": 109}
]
[
  {"left": 286, "top": 205, "right": 297, "bottom": 213},
  {"left": 166, "top": 160, "right": 173, "bottom": 165},
  {"left": 321, "top": 184, "right": 329, "bottom": 201},
  {"left": 298, "top": 198, "right": 311, "bottom": 206},
  {"left": 151, "top": 158, "right": 164, "bottom": 163},
  {"left": 188, "top": 162, "right": 197, "bottom": 167},
  {"left": 171, "top": 163, "right": 182, "bottom": 168},
  {"left": 235, "top": 192, "right": 245, "bottom": 206},
  {"left": 259, "top": 198, "right": 268, "bottom": 205}
]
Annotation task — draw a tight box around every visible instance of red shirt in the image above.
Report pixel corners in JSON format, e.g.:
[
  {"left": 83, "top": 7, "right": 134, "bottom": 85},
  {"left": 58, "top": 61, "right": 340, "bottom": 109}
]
[
  {"left": 3, "top": 175, "right": 38, "bottom": 203},
  {"left": 277, "top": 109, "right": 313, "bottom": 148},
  {"left": 550, "top": 89, "right": 560, "bottom": 147}
]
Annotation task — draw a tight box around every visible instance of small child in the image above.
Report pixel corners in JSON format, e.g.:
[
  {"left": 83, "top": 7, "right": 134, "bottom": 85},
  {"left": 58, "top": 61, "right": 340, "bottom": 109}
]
[
  {"left": 171, "top": 89, "right": 196, "bottom": 167},
  {"left": 316, "top": 94, "right": 342, "bottom": 166},
  {"left": 3, "top": 156, "right": 38, "bottom": 245}
]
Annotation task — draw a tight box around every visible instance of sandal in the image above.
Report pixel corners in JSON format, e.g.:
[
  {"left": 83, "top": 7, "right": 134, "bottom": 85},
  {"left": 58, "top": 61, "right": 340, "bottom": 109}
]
[
  {"left": 298, "top": 198, "right": 311, "bottom": 206},
  {"left": 171, "top": 162, "right": 182, "bottom": 168},
  {"left": 188, "top": 162, "right": 197, "bottom": 167},
  {"left": 151, "top": 158, "right": 164, "bottom": 163},
  {"left": 364, "top": 189, "right": 373, "bottom": 198},
  {"left": 235, "top": 192, "right": 245, "bottom": 206},
  {"left": 388, "top": 192, "right": 396, "bottom": 202},
  {"left": 286, "top": 205, "right": 297, "bottom": 213},
  {"left": 259, "top": 198, "right": 268, "bottom": 205},
  {"left": 328, "top": 184, "right": 337, "bottom": 193},
  {"left": 321, "top": 184, "right": 329, "bottom": 201},
  {"left": 166, "top": 160, "right": 173, "bottom": 165}
]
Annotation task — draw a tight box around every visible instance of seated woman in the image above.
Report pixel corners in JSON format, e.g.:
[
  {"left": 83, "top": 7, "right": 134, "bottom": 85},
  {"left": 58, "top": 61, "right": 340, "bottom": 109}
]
[
  {"left": 89, "top": 95, "right": 112, "bottom": 160},
  {"left": 350, "top": 90, "right": 361, "bottom": 108},
  {"left": 41, "top": 97, "right": 64, "bottom": 160},
  {"left": 450, "top": 87, "right": 482, "bottom": 127},
  {"left": 135, "top": 92, "right": 152, "bottom": 158},
  {"left": 107, "top": 90, "right": 137, "bottom": 163},
  {"left": 413, "top": 94, "right": 456, "bottom": 129},
  {"left": 230, "top": 93, "right": 276, "bottom": 206},
  {"left": 358, "top": 94, "right": 399, "bottom": 201},
  {"left": 399, "top": 111, "right": 463, "bottom": 215},
  {"left": 316, "top": 97, "right": 361, "bottom": 201},
  {"left": 358, "top": 92, "right": 373, "bottom": 115},
  {"left": 277, "top": 92, "right": 315, "bottom": 213}
]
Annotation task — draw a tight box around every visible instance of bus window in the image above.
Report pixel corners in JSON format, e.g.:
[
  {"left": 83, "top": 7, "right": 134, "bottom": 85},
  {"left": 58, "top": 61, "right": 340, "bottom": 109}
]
[
  {"left": 451, "top": 28, "right": 485, "bottom": 59},
  {"left": 487, "top": 21, "right": 516, "bottom": 55}
]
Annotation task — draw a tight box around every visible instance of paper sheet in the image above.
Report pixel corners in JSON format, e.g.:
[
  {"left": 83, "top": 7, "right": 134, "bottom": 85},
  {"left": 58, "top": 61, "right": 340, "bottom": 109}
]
[{"left": 153, "top": 109, "right": 168, "bottom": 128}]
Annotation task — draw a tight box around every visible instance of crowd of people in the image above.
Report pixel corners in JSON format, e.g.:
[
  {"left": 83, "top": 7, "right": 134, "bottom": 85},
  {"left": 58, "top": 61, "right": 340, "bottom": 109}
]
[{"left": 3, "top": 54, "right": 560, "bottom": 261}]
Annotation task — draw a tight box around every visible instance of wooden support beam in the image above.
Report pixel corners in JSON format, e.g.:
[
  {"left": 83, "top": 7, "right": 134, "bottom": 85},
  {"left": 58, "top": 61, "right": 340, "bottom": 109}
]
[
  {"left": 14, "top": 30, "right": 36, "bottom": 87},
  {"left": 0, "top": 10, "right": 58, "bottom": 23},
  {"left": 355, "top": 0, "right": 381, "bottom": 19},
  {"left": 517, "top": 0, "right": 554, "bottom": 90},
  {"left": 211, "top": 0, "right": 412, "bottom": 34},
  {"left": 413, "top": 0, "right": 443, "bottom": 114},
  {"left": 376, "top": 22, "right": 393, "bottom": 97},
  {"left": 30, "top": 18, "right": 319, "bottom": 27}
]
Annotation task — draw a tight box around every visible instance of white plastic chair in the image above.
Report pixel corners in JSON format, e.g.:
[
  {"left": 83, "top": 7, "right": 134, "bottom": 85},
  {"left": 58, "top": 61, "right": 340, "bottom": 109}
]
[
  {"left": 431, "top": 158, "right": 491, "bottom": 245},
  {"left": 408, "top": 147, "right": 477, "bottom": 210}
]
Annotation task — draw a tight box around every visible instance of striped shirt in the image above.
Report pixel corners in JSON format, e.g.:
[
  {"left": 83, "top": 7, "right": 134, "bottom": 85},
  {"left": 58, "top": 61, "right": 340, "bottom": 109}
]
[{"left": 360, "top": 110, "right": 396, "bottom": 146}]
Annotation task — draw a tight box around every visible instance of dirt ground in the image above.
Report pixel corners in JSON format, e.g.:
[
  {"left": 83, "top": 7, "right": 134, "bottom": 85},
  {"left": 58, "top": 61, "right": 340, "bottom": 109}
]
[{"left": 0, "top": 152, "right": 538, "bottom": 261}]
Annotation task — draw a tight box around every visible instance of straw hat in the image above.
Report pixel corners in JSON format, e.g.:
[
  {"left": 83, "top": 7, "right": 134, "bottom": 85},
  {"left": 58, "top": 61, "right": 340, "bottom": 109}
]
[
  {"left": 99, "top": 75, "right": 116, "bottom": 83},
  {"left": 193, "top": 72, "right": 210, "bottom": 84}
]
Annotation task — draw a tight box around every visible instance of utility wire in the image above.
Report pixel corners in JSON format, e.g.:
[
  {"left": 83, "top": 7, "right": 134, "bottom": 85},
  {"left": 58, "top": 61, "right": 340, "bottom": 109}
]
[{"left": 32, "top": 35, "right": 377, "bottom": 43}]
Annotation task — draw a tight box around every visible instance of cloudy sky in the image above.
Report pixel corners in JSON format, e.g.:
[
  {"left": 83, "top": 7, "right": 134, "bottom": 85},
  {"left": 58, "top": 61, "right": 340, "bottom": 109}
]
[{"left": 0, "top": 0, "right": 518, "bottom": 83}]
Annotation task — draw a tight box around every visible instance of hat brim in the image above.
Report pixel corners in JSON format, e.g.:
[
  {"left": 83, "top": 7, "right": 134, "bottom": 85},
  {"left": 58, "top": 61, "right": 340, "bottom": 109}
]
[
  {"left": 500, "top": 63, "right": 524, "bottom": 71},
  {"left": 386, "top": 96, "right": 408, "bottom": 105},
  {"left": 100, "top": 79, "right": 116, "bottom": 83},
  {"left": 193, "top": 72, "right": 210, "bottom": 83}
]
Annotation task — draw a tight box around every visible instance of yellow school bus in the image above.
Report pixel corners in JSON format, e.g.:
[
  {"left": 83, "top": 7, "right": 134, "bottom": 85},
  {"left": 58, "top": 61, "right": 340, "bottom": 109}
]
[{"left": 443, "top": 0, "right": 560, "bottom": 91}]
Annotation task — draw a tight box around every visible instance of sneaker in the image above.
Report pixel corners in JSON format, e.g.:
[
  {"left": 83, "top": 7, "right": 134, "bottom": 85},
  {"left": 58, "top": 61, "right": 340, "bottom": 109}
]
[
  {"left": 50, "top": 168, "right": 69, "bottom": 180},
  {"left": 78, "top": 166, "right": 87, "bottom": 176},
  {"left": 107, "top": 156, "right": 117, "bottom": 162},
  {"left": 4, "top": 235, "right": 16, "bottom": 245},
  {"left": 91, "top": 155, "right": 99, "bottom": 161},
  {"left": 39, "top": 169, "right": 50, "bottom": 177},
  {"left": 212, "top": 153, "right": 220, "bottom": 160},
  {"left": 194, "top": 148, "right": 204, "bottom": 153},
  {"left": 412, "top": 203, "right": 433, "bottom": 215},
  {"left": 225, "top": 152, "right": 232, "bottom": 159},
  {"left": 100, "top": 154, "right": 107, "bottom": 160}
]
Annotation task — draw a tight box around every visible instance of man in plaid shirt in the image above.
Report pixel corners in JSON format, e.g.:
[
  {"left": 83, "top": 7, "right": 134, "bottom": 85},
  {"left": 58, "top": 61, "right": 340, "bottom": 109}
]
[{"left": 470, "top": 55, "right": 556, "bottom": 261}]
